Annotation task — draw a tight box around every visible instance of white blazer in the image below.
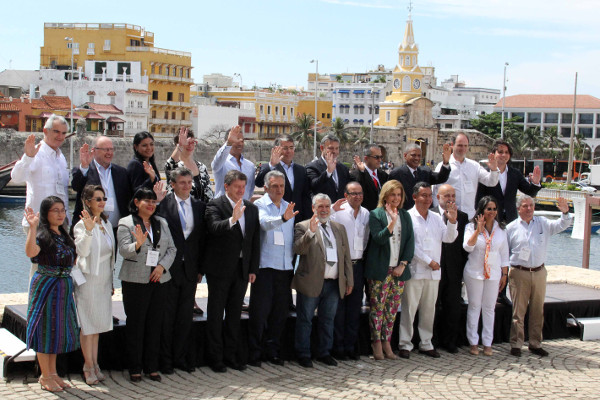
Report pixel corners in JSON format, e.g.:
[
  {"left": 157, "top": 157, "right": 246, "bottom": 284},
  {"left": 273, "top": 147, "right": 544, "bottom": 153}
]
[{"left": 74, "top": 218, "right": 115, "bottom": 276}]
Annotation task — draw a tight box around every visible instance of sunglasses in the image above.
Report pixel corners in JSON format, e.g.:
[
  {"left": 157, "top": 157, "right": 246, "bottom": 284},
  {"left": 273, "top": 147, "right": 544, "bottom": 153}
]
[{"left": 90, "top": 197, "right": 108, "bottom": 202}]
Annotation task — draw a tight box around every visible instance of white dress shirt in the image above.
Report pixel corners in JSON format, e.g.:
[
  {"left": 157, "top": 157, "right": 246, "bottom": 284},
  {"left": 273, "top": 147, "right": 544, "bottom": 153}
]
[
  {"left": 212, "top": 143, "right": 255, "bottom": 200},
  {"left": 80, "top": 160, "right": 121, "bottom": 226},
  {"left": 11, "top": 140, "right": 70, "bottom": 227},
  {"left": 321, "top": 156, "right": 339, "bottom": 188},
  {"left": 386, "top": 211, "right": 403, "bottom": 267},
  {"left": 307, "top": 220, "right": 339, "bottom": 279},
  {"left": 330, "top": 203, "right": 370, "bottom": 260},
  {"left": 174, "top": 194, "right": 194, "bottom": 239},
  {"left": 408, "top": 207, "right": 458, "bottom": 280},
  {"left": 269, "top": 161, "right": 295, "bottom": 190},
  {"left": 498, "top": 167, "right": 508, "bottom": 194},
  {"left": 463, "top": 221, "right": 510, "bottom": 281},
  {"left": 226, "top": 194, "right": 245, "bottom": 258},
  {"left": 434, "top": 155, "right": 499, "bottom": 219},
  {"left": 364, "top": 165, "right": 380, "bottom": 187},
  {"left": 506, "top": 213, "right": 572, "bottom": 268}
]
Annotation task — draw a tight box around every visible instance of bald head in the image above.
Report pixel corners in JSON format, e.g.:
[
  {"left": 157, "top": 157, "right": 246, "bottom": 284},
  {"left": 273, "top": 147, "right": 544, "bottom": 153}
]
[
  {"left": 93, "top": 136, "right": 115, "bottom": 168},
  {"left": 437, "top": 184, "right": 456, "bottom": 210}
]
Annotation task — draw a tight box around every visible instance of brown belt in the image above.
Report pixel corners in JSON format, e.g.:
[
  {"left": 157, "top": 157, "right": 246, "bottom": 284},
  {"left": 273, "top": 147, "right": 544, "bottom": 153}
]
[{"left": 511, "top": 264, "right": 544, "bottom": 272}]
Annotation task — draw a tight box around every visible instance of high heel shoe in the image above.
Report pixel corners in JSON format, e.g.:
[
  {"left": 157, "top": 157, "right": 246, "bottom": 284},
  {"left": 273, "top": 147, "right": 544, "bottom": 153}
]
[
  {"left": 382, "top": 341, "right": 399, "bottom": 360},
  {"left": 94, "top": 364, "right": 106, "bottom": 381},
  {"left": 83, "top": 366, "right": 99, "bottom": 385},
  {"left": 371, "top": 340, "right": 384, "bottom": 360},
  {"left": 39, "top": 376, "right": 63, "bottom": 392},
  {"left": 51, "top": 373, "right": 71, "bottom": 389}
]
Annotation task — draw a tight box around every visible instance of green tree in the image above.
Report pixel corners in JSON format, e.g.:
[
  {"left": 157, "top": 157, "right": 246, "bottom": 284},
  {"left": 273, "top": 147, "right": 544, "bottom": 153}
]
[
  {"left": 352, "top": 126, "right": 371, "bottom": 150},
  {"left": 330, "top": 118, "right": 351, "bottom": 145},
  {"left": 522, "top": 126, "right": 542, "bottom": 159},
  {"left": 503, "top": 126, "right": 524, "bottom": 158},
  {"left": 291, "top": 113, "right": 315, "bottom": 150},
  {"left": 335, "top": 75, "right": 343, "bottom": 83},
  {"left": 470, "top": 112, "right": 520, "bottom": 138},
  {"left": 542, "top": 127, "right": 566, "bottom": 177}
]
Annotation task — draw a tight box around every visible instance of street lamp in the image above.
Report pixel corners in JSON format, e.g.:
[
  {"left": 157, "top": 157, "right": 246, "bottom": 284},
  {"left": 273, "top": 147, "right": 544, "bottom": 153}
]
[
  {"left": 311, "top": 59, "right": 318, "bottom": 159},
  {"left": 370, "top": 87, "right": 376, "bottom": 144},
  {"left": 500, "top": 62, "right": 509, "bottom": 139},
  {"left": 65, "top": 37, "right": 75, "bottom": 173},
  {"left": 233, "top": 73, "right": 242, "bottom": 90}
]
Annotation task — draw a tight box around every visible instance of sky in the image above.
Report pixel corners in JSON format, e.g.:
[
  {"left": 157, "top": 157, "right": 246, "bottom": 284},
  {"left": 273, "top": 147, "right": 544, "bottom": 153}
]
[{"left": 1, "top": 0, "right": 599, "bottom": 98}]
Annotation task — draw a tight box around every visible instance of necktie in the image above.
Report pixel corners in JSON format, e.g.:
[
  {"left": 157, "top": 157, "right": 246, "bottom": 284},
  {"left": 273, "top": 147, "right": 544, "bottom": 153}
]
[
  {"left": 320, "top": 223, "right": 335, "bottom": 266},
  {"left": 179, "top": 200, "right": 187, "bottom": 231},
  {"left": 372, "top": 171, "right": 379, "bottom": 190},
  {"left": 413, "top": 169, "right": 417, "bottom": 179},
  {"left": 482, "top": 228, "right": 495, "bottom": 280}
]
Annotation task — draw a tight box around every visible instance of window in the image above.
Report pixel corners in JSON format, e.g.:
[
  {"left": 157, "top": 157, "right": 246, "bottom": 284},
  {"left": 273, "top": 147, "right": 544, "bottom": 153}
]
[
  {"left": 579, "top": 113, "right": 593, "bottom": 124},
  {"left": 179, "top": 68, "right": 183, "bottom": 77},
  {"left": 327, "top": 113, "right": 330, "bottom": 118},
  {"left": 167, "top": 92, "right": 173, "bottom": 101},
  {"left": 178, "top": 93, "right": 184, "bottom": 102},
  {"left": 152, "top": 110, "right": 156, "bottom": 118},
  {"left": 161, "top": 127, "right": 166, "bottom": 133},
  {"left": 110, "top": 97, "right": 115, "bottom": 105},
  {"left": 186, "top": 69, "right": 190, "bottom": 78},
  {"left": 130, "top": 39, "right": 141, "bottom": 46},
  {"left": 290, "top": 107, "right": 294, "bottom": 116},
  {"left": 137, "top": 121, "right": 142, "bottom": 129},
  {"left": 445, "top": 123, "right": 453, "bottom": 129},
  {"left": 87, "top": 42, "right": 95, "bottom": 55},
  {"left": 152, "top": 91, "right": 158, "bottom": 100},
  {"left": 386, "top": 111, "right": 391, "bottom": 122},
  {"left": 275, "top": 106, "right": 279, "bottom": 115},
  {"left": 527, "top": 112, "right": 541, "bottom": 123},
  {"left": 158, "top": 66, "right": 162, "bottom": 75},
  {"left": 579, "top": 127, "right": 593, "bottom": 138},
  {"left": 562, "top": 113, "right": 572, "bottom": 123},
  {"left": 173, "top": 67, "right": 177, "bottom": 77},
  {"left": 151, "top": 126, "right": 156, "bottom": 133},
  {"left": 94, "top": 62, "right": 107, "bottom": 75},
  {"left": 321, "top": 113, "right": 325, "bottom": 118},
  {"left": 282, "top": 107, "right": 286, "bottom": 116},
  {"left": 104, "top": 39, "right": 111, "bottom": 51},
  {"left": 561, "top": 127, "right": 571, "bottom": 137},
  {"left": 89, "top": 95, "right": 94, "bottom": 103},
  {"left": 137, "top": 101, "right": 143, "bottom": 108},
  {"left": 181, "top": 112, "right": 185, "bottom": 120},
  {"left": 117, "top": 62, "right": 131, "bottom": 75},
  {"left": 405, "top": 55, "right": 410, "bottom": 66},
  {"left": 127, "top": 121, "right": 133, "bottom": 129},
  {"left": 151, "top": 65, "right": 155, "bottom": 74},
  {"left": 172, "top": 112, "right": 176, "bottom": 120},
  {"left": 511, "top": 112, "right": 524, "bottom": 122},
  {"left": 164, "top": 111, "right": 169, "bottom": 119},
  {"left": 267, "top": 106, "right": 271, "bottom": 115},
  {"left": 260, "top": 105, "right": 264, "bottom": 114},
  {"left": 544, "top": 113, "right": 558, "bottom": 123},
  {"left": 165, "top": 66, "right": 170, "bottom": 76},
  {"left": 128, "top": 100, "right": 135, "bottom": 108}
]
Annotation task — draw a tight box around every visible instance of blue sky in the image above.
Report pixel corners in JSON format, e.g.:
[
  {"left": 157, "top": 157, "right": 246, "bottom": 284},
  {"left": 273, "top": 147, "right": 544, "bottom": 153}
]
[{"left": 1, "top": 0, "right": 598, "bottom": 98}]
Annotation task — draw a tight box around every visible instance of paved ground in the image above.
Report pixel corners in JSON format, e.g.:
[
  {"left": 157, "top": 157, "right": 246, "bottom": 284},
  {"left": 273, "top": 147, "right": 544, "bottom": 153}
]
[{"left": 1, "top": 338, "right": 599, "bottom": 399}]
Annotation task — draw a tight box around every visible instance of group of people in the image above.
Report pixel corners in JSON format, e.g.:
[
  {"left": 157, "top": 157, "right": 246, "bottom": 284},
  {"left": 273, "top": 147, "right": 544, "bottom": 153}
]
[{"left": 13, "top": 114, "right": 573, "bottom": 392}]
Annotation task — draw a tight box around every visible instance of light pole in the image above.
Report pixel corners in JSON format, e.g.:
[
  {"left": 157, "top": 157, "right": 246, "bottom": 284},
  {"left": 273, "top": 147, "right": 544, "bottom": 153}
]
[
  {"left": 233, "top": 73, "right": 242, "bottom": 90},
  {"left": 311, "top": 59, "right": 318, "bottom": 159},
  {"left": 370, "top": 87, "right": 376, "bottom": 144},
  {"left": 65, "top": 37, "right": 75, "bottom": 173},
  {"left": 500, "top": 62, "right": 508, "bottom": 139}
]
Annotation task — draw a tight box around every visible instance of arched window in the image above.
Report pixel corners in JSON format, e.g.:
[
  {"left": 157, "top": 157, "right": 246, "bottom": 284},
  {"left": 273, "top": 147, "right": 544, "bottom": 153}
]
[
  {"left": 405, "top": 55, "right": 410, "bottom": 66},
  {"left": 402, "top": 75, "right": 411, "bottom": 91}
]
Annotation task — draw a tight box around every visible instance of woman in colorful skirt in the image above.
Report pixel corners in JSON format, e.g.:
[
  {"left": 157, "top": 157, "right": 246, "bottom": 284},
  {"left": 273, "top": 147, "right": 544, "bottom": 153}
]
[
  {"left": 364, "top": 180, "right": 414, "bottom": 360},
  {"left": 25, "top": 196, "right": 79, "bottom": 393}
]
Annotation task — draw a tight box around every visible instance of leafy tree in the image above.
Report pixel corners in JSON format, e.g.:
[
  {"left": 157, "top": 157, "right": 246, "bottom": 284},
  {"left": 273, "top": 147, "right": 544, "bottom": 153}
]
[
  {"left": 291, "top": 113, "right": 315, "bottom": 150},
  {"left": 330, "top": 118, "right": 351, "bottom": 145},
  {"left": 542, "top": 127, "right": 566, "bottom": 178},
  {"left": 353, "top": 126, "right": 371, "bottom": 149},
  {"left": 503, "top": 127, "right": 524, "bottom": 158},
  {"left": 470, "top": 112, "right": 520, "bottom": 138},
  {"left": 522, "top": 126, "right": 542, "bottom": 159},
  {"left": 335, "top": 75, "right": 343, "bottom": 83}
]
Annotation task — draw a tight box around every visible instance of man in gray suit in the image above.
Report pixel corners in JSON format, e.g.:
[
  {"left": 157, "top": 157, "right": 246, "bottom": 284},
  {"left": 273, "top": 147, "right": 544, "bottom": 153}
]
[{"left": 292, "top": 194, "right": 353, "bottom": 368}]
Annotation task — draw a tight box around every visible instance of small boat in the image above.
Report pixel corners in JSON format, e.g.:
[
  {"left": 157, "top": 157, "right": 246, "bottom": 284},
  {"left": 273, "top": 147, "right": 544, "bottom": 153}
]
[{"left": 0, "top": 160, "right": 17, "bottom": 192}]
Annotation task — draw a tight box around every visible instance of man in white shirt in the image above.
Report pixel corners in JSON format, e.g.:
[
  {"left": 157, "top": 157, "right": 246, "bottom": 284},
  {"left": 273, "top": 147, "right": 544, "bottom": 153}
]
[
  {"left": 211, "top": 125, "right": 256, "bottom": 200},
  {"left": 330, "top": 182, "right": 370, "bottom": 360},
  {"left": 506, "top": 196, "right": 572, "bottom": 358},
  {"left": 398, "top": 182, "right": 458, "bottom": 359},
  {"left": 434, "top": 133, "right": 499, "bottom": 219}
]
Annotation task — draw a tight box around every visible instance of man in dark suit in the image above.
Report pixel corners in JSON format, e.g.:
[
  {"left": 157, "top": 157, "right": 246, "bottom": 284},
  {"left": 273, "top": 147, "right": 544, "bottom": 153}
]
[
  {"left": 255, "top": 134, "right": 312, "bottom": 222},
  {"left": 202, "top": 170, "right": 260, "bottom": 373},
  {"left": 350, "top": 144, "right": 388, "bottom": 211},
  {"left": 306, "top": 134, "right": 353, "bottom": 201},
  {"left": 432, "top": 184, "right": 469, "bottom": 353},
  {"left": 158, "top": 167, "right": 206, "bottom": 374},
  {"left": 72, "top": 136, "right": 131, "bottom": 235},
  {"left": 389, "top": 143, "right": 451, "bottom": 209}
]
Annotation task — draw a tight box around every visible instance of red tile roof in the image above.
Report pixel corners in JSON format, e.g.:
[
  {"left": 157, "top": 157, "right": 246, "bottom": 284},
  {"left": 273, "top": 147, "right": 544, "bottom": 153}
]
[
  {"left": 65, "top": 112, "right": 84, "bottom": 120},
  {"left": 106, "top": 116, "right": 126, "bottom": 123},
  {"left": 0, "top": 103, "right": 20, "bottom": 111},
  {"left": 107, "top": 91, "right": 116, "bottom": 96},
  {"left": 46, "top": 89, "right": 56, "bottom": 95},
  {"left": 85, "top": 103, "right": 123, "bottom": 114},
  {"left": 42, "top": 96, "right": 72, "bottom": 110},
  {"left": 494, "top": 94, "right": 600, "bottom": 109},
  {"left": 87, "top": 91, "right": 96, "bottom": 95},
  {"left": 84, "top": 112, "right": 105, "bottom": 120},
  {"left": 126, "top": 89, "right": 151, "bottom": 95}
]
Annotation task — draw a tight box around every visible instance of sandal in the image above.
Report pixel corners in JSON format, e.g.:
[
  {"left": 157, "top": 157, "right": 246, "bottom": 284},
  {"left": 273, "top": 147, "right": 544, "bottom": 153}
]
[
  {"left": 51, "top": 373, "right": 71, "bottom": 389},
  {"left": 83, "top": 366, "right": 99, "bottom": 385},
  {"left": 94, "top": 364, "right": 106, "bottom": 381},
  {"left": 39, "top": 376, "right": 63, "bottom": 392}
]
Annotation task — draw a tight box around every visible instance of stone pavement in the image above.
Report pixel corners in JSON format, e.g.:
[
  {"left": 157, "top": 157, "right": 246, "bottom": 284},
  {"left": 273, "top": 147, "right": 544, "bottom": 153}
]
[{"left": 1, "top": 338, "right": 599, "bottom": 399}]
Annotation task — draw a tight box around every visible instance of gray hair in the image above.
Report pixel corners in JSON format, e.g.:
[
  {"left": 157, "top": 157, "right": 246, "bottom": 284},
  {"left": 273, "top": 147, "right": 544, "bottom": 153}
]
[
  {"left": 516, "top": 195, "right": 534, "bottom": 209},
  {"left": 403, "top": 143, "right": 421, "bottom": 154},
  {"left": 363, "top": 143, "right": 382, "bottom": 157},
  {"left": 320, "top": 134, "right": 340, "bottom": 146},
  {"left": 224, "top": 169, "right": 247, "bottom": 185},
  {"left": 170, "top": 166, "right": 193, "bottom": 182},
  {"left": 44, "top": 114, "right": 69, "bottom": 130},
  {"left": 264, "top": 170, "right": 285, "bottom": 188},
  {"left": 312, "top": 193, "right": 331, "bottom": 206},
  {"left": 274, "top": 135, "right": 294, "bottom": 146},
  {"left": 413, "top": 181, "right": 431, "bottom": 196}
]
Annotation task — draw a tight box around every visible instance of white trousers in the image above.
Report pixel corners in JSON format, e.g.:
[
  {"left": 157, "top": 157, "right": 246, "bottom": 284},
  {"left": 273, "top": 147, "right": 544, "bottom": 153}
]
[
  {"left": 464, "top": 275, "right": 499, "bottom": 347},
  {"left": 398, "top": 278, "right": 439, "bottom": 351}
]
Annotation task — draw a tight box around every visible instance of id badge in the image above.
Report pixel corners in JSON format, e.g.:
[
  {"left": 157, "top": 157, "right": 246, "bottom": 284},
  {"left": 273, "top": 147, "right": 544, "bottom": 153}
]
[
  {"left": 146, "top": 249, "right": 160, "bottom": 267},
  {"left": 71, "top": 268, "right": 87, "bottom": 286},
  {"left": 326, "top": 247, "right": 338, "bottom": 263},
  {"left": 274, "top": 231, "right": 284, "bottom": 246},
  {"left": 104, "top": 197, "right": 115, "bottom": 212},
  {"left": 519, "top": 247, "right": 531, "bottom": 261},
  {"left": 56, "top": 182, "right": 66, "bottom": 196},
  {"left": 353, "top": 236, "right": 364, "bottom": 251}
]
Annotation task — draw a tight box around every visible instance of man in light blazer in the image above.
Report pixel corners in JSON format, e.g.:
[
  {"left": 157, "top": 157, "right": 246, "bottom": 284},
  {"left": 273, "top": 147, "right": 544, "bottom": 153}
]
[
  {"left": 292, "top": 194, "right": 353, "bottom": 368},
  {"left": 306, "top": 134, "right": 354, "bottom": 201},
  {"left": 158, "top": 167, "right": 206, "bottom": 374},
  {"left": 202, "top": 170, "right": 260, "bottom": 373}
]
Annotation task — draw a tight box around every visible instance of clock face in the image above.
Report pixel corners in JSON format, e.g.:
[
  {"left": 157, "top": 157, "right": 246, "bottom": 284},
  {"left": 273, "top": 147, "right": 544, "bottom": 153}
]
[
  {"left": 413, "top": 79, "right": 421, "bottom": 89},
  {"left": 393, "top": 79, "right": 401, "bottom": 89}
]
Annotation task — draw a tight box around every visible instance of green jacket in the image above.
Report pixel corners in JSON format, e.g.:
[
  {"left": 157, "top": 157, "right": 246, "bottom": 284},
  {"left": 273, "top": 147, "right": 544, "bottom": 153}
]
[{"left": 364, "top": 206, "right": 415, "bottom": 281}]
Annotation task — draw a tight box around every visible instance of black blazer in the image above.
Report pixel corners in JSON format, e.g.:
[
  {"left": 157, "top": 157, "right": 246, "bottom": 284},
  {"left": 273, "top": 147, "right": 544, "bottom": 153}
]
[
  {"left": 202, "top": 195, "right": 260, "bottom": 280},
  {"left": 255, "top": 162, "right": 312, "bottom": 222},
  {"left": 475, "top": 166, "right": 541, "bottom": 223},
  {"left": 158, "top": 193, "right": 206, "bottom": 284},
  {"left": 431, "top": 207, "right": 469, "bottom": 281},
  {"left": 306, "top": 157, "right": 353, "bottom": 202},
  {"left": 389, "top": 164, "right": 451, "bottom": 209},
  {"left": 71, "top": 162, "right": 132, "bottom": 229},
  {"left": 127, "top": 158, "right": 160, "bottom": 194},
  {"left": 350, "top": 168, "right": 389, "bottom": 211}
]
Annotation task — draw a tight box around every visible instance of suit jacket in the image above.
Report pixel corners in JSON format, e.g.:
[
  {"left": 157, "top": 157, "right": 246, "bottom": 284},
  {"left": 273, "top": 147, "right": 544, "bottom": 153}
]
[
  {"left": 127, "top": 158, "right": 160, "bottom": 194},
  {"left": 202, "top": 195, "right": 260, "bottom": 280},
  {"left": 292, "top": 219, "right": 353, "bottom": 298},
  {"left": 255, "top": 162, "right": 312, "bottom": 222},
  {"left": 475, "top": 166, "right": 541, "bottom": 223},
  {"left": 364, "top": 207, "right": 414, "bottom": 282},
  {"left": 389, "top": 164, "right": 451, "bottom": 210},
  {"left": 71, "top": 162, "right": 131, "bottom": 229},
  {"left": 117, "top": 214, "right": 177, "bottom": 284},
  {"left": 431, "top": 207, "right": 469, "bottom": 281},
  {"left": 158, "top": 193, "right": 206, "bottom": 284},
  {"left": 306, "top": 157, "right": 354, "bottom": 202},
  {"left": 350, "top": 168, "right": 389, "bottom": 211}
]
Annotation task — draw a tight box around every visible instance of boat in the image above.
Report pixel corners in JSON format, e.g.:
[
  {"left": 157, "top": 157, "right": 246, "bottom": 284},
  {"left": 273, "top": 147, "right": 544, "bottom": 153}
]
[
  {"left": 534, "top": 211, "right": 600, "bottom": 234},
  {"left": 0, "top": 160, "right": 17, "bottom": 192}
]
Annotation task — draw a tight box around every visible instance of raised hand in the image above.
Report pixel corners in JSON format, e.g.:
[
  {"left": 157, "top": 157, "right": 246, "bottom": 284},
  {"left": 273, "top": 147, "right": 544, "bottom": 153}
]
[
  {"left": 270, "top": 146, "right": 283, "bottom": 167},
  {"left": 385, "top": 203, "right": 398, "bottom": 223},
  {"left": 444, "top": 201, "right": 458, "bottom": 224},
  {"left": 153, "top": 181, "right": 166, "bottom": 203},
  {"left": 475, "top": 214, "right": 485, "bottom": 234},
  {"left": 80, "top": 209, "right": 98, "bottom": 232},
  {"left": 325, "top": 151, "right": 337, "bottom": 174},
  {"left": 143, "top": 161, "right": 156, "bottom": 182},
  {"left": 134, "top": 224, "right": 148, "bottom": 248},
  {"left": 24, "top": 207, "right": 39, "bottom": 228},
  {"left": 488, "top": 152, "right": 498, "bottom": 171},
  {"left": 231, "top": 199, "right": 246, "bottom": 223},
  {"left": 79, "top": 143, "right": 93, "bottom": 168},
  {"left": 332, "top": 198, "right": 347, "bottom": 212},
  {"left": 283, "top": 202, "right": 299, "bottom": 221},
  {"left": 178, "top": 126, "right": 189, "bottom": 148},
  {"left": 442, "top": 143, "right": 452, "bottom": 164},
  {"left": 557, "top": 197, "right": 569, "bottom": 214},
  {"left": 24, "top": 134, "right": 41, "bottom": 158},
  {"left": 353, "top": 155, "right": 365, "bottom": 172},
  {"left": 309, "top": 214, "right": 319, "bottom": 233},
  {"left": 227, "top": 125, "right": 243, "bottom": 146},
  {"left": 532, "top": 165, "right": 542, "bottom": 185}
]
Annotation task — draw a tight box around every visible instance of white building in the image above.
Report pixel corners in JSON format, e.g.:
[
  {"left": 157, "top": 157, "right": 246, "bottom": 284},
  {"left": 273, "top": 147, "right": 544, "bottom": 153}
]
[
  {"left": 332, "top": 82, "right": 389, "bottom": 126},
  {"left": 203, "top": 73, "right": 234, "bottom": 88}
]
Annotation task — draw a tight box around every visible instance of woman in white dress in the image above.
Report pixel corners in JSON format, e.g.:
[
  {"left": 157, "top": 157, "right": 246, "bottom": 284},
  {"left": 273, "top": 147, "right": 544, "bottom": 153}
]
[{"left": 73, "top": 185, "right": 115, "bottom": 385}]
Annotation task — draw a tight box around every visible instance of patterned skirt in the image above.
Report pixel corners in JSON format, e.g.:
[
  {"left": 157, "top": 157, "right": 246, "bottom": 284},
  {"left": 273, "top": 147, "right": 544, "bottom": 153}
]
[{"left": 26, "top": 266, "right": 80, "bottom": 354}]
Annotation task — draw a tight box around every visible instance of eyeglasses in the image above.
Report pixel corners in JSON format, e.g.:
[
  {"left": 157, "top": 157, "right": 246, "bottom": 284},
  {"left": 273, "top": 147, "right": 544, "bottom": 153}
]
[
  {"left": 280, "top": 146, "right": 295, "bottom": 151},
  {"left": 368, "top": 155, "right": 384, "bottom": 160},
  {"left": 90, "top": 197, "right": 108, "bottom": 202},
  {"left": 347, "top": 192, "right": 363, "bottom": 197},
  {"left": 51, "top": 129, "right": 67, "bottom": 135},
  {"left": 485, "top": 207, "right": 497, "bottom": 211},
  {"left": 49, "top": 208, "right": 66, "bottom": 214},
  {"left": 94, "top": 147, "right": 115, "bottom": 152}
]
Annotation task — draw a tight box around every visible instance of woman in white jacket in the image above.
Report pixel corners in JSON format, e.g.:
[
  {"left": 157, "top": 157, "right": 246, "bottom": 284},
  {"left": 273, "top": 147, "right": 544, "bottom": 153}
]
[{"left": 73, "top": 185, "right": 115, "bottom": 385}]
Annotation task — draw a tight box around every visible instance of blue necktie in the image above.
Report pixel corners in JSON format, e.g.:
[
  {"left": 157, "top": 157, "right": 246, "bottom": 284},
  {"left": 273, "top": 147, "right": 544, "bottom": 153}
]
[{"left": 179, "top": 200, "right": 187, "bottom": 231}]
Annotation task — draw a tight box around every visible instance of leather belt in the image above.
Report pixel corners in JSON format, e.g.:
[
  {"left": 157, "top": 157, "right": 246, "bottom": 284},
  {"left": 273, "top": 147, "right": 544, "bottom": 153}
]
[{"left": 512, "top": 264, "right": 544, "bottom": 272}]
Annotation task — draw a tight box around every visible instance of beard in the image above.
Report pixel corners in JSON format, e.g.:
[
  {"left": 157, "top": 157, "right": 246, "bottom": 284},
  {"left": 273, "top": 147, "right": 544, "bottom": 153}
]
[{"left": 317, "top": 215, "right": 330, "bottom": 224}]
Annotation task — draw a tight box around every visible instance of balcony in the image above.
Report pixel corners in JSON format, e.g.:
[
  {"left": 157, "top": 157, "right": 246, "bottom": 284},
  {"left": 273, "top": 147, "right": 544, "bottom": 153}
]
[
  {"left": 72, "top": 48, "right": 79, "bottom": 55},
  {"left": 87, "top": 48, "right": 95, "bottom": 55},
  {"left": 127, "top": 46, "right": 191, "bottom": 58},
  {"left": 149, "top": 118, "right": 192, "bottom": 126},
  {"left": 103, "top": 45, "right": 110, "bottom": 51},
  {"left": 149, "top": 74, "right": 193, "bottom": 84},
  {"left": 150, "top": 100, "right": 192, "bottom": 107},
  {"left": 125, "top": 107, "right": 150, "bottom": 115}
]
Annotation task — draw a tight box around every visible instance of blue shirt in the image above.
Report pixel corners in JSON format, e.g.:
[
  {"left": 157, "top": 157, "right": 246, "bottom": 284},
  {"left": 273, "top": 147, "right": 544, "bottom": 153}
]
[
  {"left": 211, "top": 143, "right": 255, "bottom": 200},
  {"left": 255, "top": 193, "right": 294, "bottom": 270}
]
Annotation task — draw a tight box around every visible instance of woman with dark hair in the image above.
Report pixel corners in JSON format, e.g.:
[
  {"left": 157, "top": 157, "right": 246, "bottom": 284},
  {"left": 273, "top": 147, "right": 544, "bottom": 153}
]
[
  {"left": 165, "top": 127, "right": 213, "bottom": 203},
  {"left": 127, "top": 131, "right": 161, "bottom": 193},
  {"left": 73, "top": 185, "right": 115, "bottom": 385},
  {"left": 24, "top": 196, "right": 79, "bottom": 392},
  {"left": 364, "top": 180, "right": 414, "bottom": 360},
  {"left": 463, "top": 195, "right": 509, "bottom": 356},
  {"left": 117, "top": 188, "right": 176, "bottom": 382}
]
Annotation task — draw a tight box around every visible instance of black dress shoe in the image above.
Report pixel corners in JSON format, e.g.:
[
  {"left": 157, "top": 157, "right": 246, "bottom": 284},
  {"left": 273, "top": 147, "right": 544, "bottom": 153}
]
[
  {"left": 346, "top": 351, "right": 360, "bottom": 361},
  {"left": 419, "top": 349, "right": 441, "bottom": 358},
  {"left": 147, "top": 373, "right": 162, "bottom": 382},
  {"left": 129, "top": 373, "right": 142, "bottom": 382},
  {"left": 248, "top": 358, "right": 262, "bottom": 367},
  {"left": 398, "top": 349, "right": 410, "bottom": 359},
  {"left": 497, "top": 293, "right": 513, "bottom": 307},
  {"left": 297, "top": 357, "right": 313, "bottom": 368},
  {"left": 224, "top": 360, "right": 247, "bottom": 371},
  {"left": 529, "top": 346, "right": 549, "bottom": 357},
  {"left": 510, "top": 348, "right": 522, "bottom": 357},
  {"left": 174, "top": 363, "right": 195, "bottom": 373},
  {"left": 267, "top": 356, "right": 284, "bottom": 366},
  {"left": 161, "top": 367, "right": 174, "bottom": 375},
  {"left": 210, "top": 363, "right": 227, "bottom": 373},
  {"left": 316, "top": 355, "right": 338, "bottom": 366},
  {"left": 331, "top": 350, "right": 347, "bottom": 361},
  {"left": 445, "top": 345, "right": 458, "bottom": 354},
  {"left": 193, "top": 308, "right": 204, "bottom": 316}
]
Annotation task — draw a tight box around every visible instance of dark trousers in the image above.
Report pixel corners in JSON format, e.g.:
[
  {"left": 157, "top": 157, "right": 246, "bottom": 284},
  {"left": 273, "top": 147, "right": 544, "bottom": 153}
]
[
  {"left": 437, "top": 263, "right": 463, "bottom": 348},
  {"left": 333, "top": 260, "right": 364, "bottom": 354},
  {"left": 206, "top": 262, "right": 248, "bottom": 365},
  {"left": 160, "top": 275, "right": 197, "bottom": 369},
  {"left": 248, "top": 268, "right": 293, "bottom": 360},
  {"left": 122, "top": 280, "right": 167, "bottom": 375}
]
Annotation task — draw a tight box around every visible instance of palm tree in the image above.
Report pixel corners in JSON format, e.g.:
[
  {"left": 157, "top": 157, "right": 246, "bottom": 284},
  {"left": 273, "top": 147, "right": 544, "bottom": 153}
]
[
  {"left": 543, "top": 127, "right": 566, "bottom": 178},
  {"left": 352, "top": 126, "right": 371, "bottom": 151},
  {"left": 503, "top": 127, "right": 524, "bottom": 158},
  {"left": 330, "top": 118, "right": 351, "bottom": 145},
  {"left": 291, "top": 113, "right": 315, "bottom": 150},
  {"left": 522, "top": 126, "right": 542, "bottom": 159}
]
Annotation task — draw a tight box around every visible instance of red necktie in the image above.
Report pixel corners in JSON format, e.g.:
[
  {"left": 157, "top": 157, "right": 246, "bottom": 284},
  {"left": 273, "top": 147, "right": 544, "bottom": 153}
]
[{"left": 372, "top": 171, "right": 379, "bottom": 190}]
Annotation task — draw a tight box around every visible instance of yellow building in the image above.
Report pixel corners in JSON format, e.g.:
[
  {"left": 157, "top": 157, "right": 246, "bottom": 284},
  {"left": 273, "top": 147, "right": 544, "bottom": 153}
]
[
  {"left": 40, "top": 22, "right": 193, "bottom": 136},
  {"left": 378, "top": 13, "right": 425, "bottom": 127},
  {"left": 297, "top": 97, "right": 332, "bottom": 128}
]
